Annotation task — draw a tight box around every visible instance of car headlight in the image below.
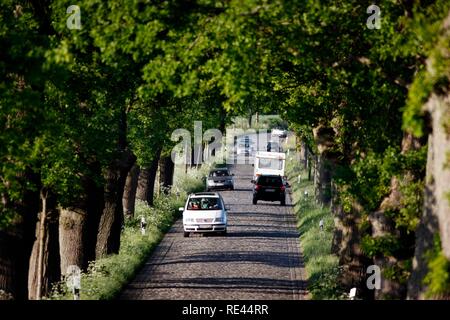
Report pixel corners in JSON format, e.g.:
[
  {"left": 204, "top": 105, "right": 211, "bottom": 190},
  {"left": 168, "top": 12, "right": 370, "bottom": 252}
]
[
  {"left": 184, "top": 218, "right": 194, "bottom": 223},
  {"left": 215, "top": 217, "right": 224, "bottom": 223}
]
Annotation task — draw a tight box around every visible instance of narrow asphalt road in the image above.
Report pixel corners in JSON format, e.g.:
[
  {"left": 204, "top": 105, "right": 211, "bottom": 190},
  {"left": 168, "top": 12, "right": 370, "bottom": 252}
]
[{"left": 120, "top": 164, "right": 308, "bottom": 300}]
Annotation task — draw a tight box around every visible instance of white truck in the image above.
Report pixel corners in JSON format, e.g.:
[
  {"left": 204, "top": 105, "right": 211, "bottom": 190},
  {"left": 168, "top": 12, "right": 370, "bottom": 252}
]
[{"left": 253, "top": 151, "right": 286, "bottom": 181}]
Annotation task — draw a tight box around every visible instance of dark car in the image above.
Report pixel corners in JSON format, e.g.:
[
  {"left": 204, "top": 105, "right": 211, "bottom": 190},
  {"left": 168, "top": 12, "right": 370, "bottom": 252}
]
[
  {"left": 266, "top": 141, "right": 282, "bottom": 152},
  {"left": 206, "top": 168, "right": 234, "bottom": 191},
  {"left": 251, "top": 175, "right": 286, "bottom": 206}
]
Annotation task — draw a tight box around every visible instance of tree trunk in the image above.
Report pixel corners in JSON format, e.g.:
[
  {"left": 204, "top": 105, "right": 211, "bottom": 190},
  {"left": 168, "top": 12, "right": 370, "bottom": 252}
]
[
  {"left": 122, "top": 164, "right": 140, "bottom": 218},
  {"left": 299, "top": 140, "right": 307, "bottom": 169},
  {"left": 407, "top": 133, "right": 440, "bottom": 299},
  {"left": 408, "top": 12, "right": 450, "bottom": 298},
  {"left": 59, "top": 206, "right": 88, "bottom": 275},
  {"left": 307, "top": 154, "right": 312, "bottom": 181},
  {"left": 28, "top": 191, "right": 60, "bottom": 300},
  {"left": 313, "top": 125, "right": 336, "bottom": 206},
  {"left": 331, "top": 197, "right": 373, "bottom": 299},
  {"left": 136, "top": 149, "right": 161, "bottom": 206},
  {"left": 159, "top": 154, "right": 175, "bottom": 194},
  {"left": 96, "top": 150, "right": 136, "bottom": 259},
  {"left": 369, "top": 132, "right": 423, "bottom": 300},
  {"left": 219, "top": 108, "right": 227, "bottom": 134},
  {"left": 59, "top": 169, "right": 103, "bottom": 274},
  {"left": 369, "top": 177, "right": 406, "bottom": 300},
  {"left": 407, "top": 83, "right": 450, "bottom": 299},
  {"left": 0, "top": 229, "right": 23, "bottom": 300},
  {"left": 0, "top": 170, "right": 39, "bottom": 300},
  {"left": 314, "top": 154, "right": 332, "bottom": 205},
  {"left": 136, "top": 167, "right": 150, "bottom": 202},
  {"left": 423, "top": 94, "right": 450, "bottom": 259}
]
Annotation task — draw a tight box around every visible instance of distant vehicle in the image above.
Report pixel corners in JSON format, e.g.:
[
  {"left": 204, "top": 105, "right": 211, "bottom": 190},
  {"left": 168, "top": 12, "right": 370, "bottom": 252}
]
[
  {"left": 253, "top": 151, "right": 286, "bottom": 179},
  {"left": 236, "top": 142, "right": 254, "bottom": 157},
  {"left": 206, "top": 168, "right": 234, "bottom": 191},
  {"left": 251, "top": 175, "right": 286, "bottom": 206},
  {"left": 267, "top": 141, "right": 283, "bottom": 152},
  {"left": 271, "top": 128, "right": 287, "bottom": 138},
  {"left": 180, "top": 192, "right": 228, "bottom": 237}
]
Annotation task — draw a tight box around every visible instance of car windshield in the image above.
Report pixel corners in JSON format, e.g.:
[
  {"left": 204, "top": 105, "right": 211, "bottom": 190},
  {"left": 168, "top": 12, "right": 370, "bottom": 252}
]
[
  {"left": 257, "top": 176, "right": 283, "bottom": 186},
  {"left": 210, "top": 170, "right": 229, "bottom": 177},
  {"left": 187, "top": 197, "right": 222, "bottom": 210}
]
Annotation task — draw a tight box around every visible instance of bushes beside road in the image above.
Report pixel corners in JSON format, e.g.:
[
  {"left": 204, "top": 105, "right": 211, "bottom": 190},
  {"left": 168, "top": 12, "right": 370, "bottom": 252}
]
[{"left": 285, "top": 156, "right": 346, "bottom": 299}]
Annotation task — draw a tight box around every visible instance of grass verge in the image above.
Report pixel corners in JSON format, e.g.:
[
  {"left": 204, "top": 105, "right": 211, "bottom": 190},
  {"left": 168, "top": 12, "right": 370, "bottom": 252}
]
[{"left": 285, "top": 154, "right": 345, "bottom": 299}]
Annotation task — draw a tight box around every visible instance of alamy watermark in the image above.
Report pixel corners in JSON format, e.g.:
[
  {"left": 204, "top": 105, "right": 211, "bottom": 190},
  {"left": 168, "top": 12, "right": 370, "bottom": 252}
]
[
  {"left": 170, "top": 121, "right": 292, "bottom": 165},
  {"left": 366, "top": 264, "right": 381, "bottom": 290},
  {"left": 366, "top": 5, "right": 381, "bottom": 29},
  {"left": 66, "top": 5, "right": 81, "bottom": 30}
]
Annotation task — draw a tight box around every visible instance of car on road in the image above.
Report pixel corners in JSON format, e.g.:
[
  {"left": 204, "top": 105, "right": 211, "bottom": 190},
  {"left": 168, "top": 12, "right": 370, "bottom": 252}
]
[
  {"left": 180, "top": 192, "right": 228, "bottom": 237},
  {"left": 271, "top": 128, "right": 287, "bottom": 138},
  {"left": 236, "top": 142, "right": 254, "bottom": 157},
  {"left": 266, "top": 141, "right": 283, "bottom": 152},
  {"left": 206, "top": 168, "right": 234, "bottom": 191},
  {"left": 251, "top": 175, "right": 286, "bottom": 206}
]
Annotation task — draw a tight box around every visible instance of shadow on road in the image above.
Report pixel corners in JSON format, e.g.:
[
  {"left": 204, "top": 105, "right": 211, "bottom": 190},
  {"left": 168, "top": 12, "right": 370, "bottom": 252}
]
[
  {"left": 127, "top": 277, "right": 307, "bottom": 293},
  {"left": 155, "top": 250, "right": 304, "bottom": 268},
  {"left": 226, "top": 230, "right": 299, "bottom": 239}
]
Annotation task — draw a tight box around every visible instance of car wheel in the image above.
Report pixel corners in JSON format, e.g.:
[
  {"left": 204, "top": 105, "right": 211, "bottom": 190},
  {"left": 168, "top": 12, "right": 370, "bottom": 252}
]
[
  {"left": 253, "top": 197, "right": 257, "bottom": 205},
  {"left": 219, "top": 230, "right": 227, "bottom": 236},
  {"left": 280, "top": 198, "right": 286, "bottom": 206},
  {"left": 230, "top": 186, "right": 234, "bottom": 191},
  {"left": 183, "top": 232, "right": 190, "bottom": 238}
]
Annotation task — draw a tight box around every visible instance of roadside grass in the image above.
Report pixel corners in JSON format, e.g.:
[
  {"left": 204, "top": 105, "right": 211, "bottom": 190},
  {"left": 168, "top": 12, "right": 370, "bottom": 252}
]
[
  {"left": 49, "top": 164, "right": 210, "bottom": 300},
  {"left": 285, "top": 155, "right": 346, "bottom": 300}
]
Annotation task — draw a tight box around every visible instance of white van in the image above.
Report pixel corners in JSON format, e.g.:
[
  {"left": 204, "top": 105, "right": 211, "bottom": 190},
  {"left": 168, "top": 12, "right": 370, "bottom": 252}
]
[{"left": 179, "top": 192, "right": 228, "bottom": 237}]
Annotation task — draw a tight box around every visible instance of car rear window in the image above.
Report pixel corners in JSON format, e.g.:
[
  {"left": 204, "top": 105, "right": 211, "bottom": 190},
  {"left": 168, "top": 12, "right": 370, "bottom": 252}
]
[
  {"left": 257, "top": 176, "right": 283, "bottom": 186},
  {"left": 258, "top": 158, "right": 283, "bottom": 170},
  {"left": 187, "top": 197, "right": 222, "bottom": 210}
]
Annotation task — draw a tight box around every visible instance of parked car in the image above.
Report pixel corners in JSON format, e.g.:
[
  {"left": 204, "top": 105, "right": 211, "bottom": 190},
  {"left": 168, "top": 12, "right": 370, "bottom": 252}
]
[
  {"left": 180, "top": 192, "right": 228, "bottom": 237},
  {"left": 206, "top": 168, "right": 234, "bottom": 191},
  {"left": 251, "top": 175, "right": 286, "bottom": 206}
]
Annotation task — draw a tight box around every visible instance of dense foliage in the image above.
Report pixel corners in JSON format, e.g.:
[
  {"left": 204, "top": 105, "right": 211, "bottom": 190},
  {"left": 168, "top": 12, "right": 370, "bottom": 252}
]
[{"left": 1, "top": 0, "right": 450, "bottom": 299}]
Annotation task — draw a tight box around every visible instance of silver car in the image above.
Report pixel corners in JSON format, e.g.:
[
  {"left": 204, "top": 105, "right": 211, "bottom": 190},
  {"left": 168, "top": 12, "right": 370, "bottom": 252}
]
[{"left": 206, "top": 168, "right": 234, "bottom": 191}]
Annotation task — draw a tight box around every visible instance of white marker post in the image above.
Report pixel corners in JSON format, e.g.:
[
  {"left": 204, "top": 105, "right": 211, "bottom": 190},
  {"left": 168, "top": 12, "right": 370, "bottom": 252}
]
[
  {"left": 319, "top": 219, "right": 324, "bottom": 231},
  {"left": 349, "top": 287, "right": 357, "bottom": 300},
  {"left": 66, "top": 265, "right": 81, "bottom": 300},
  {"left": 140, "top": 216, "right": 147, "bottom": 235},
  {"left": 297, "top": 175, "right": 301, "bottom": 184}
]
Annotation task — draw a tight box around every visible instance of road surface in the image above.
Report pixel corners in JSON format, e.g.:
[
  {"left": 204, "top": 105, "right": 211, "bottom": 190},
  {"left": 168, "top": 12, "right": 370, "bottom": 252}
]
[{"left": 120, "top": 164, "right": 307, "bottom": 300}]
